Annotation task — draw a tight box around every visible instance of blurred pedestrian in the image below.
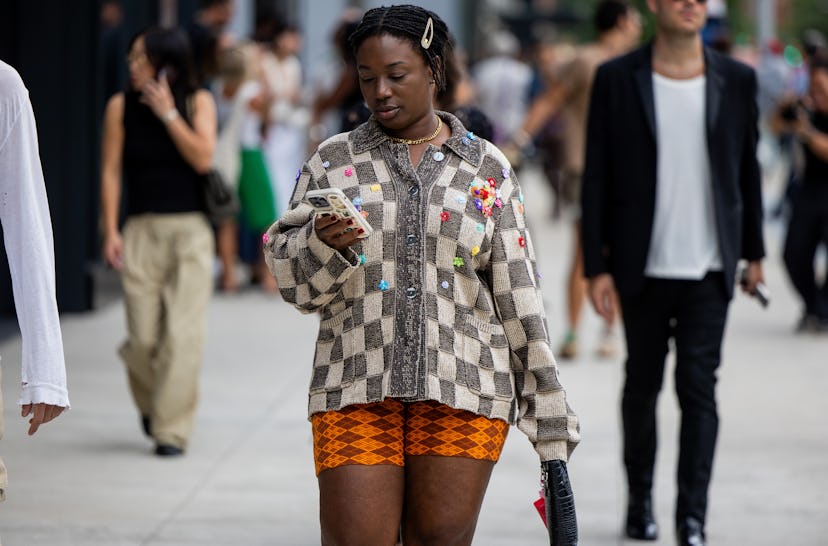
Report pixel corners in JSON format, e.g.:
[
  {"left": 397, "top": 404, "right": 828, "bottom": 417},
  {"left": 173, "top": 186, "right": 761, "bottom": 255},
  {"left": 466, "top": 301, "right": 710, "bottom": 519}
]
[
  {"left": 515, "top": 40, "right": 575, "bottom": 219},
  {"left": 188, "top": 0, "right": 236, "bottom": 86},
  {"left": 309, "top": 10, "right": 371, "bottom": 149},
  {"left": 0, "top": 61, "right": 70, "bottom": 500},
  {"left": 263, "top": 5, "right": 579, "bottom": 545},
  {"left": 472, "top": 30, "right": 532, "bottom": 145},
  {"left": 757, "top": 38, "right": 797, "bottom": 217},
  {"left": 513, "top": 0, "right": 641, "bottom": 360},
  {"left": 757, "top": 39, "right": 793, "bottom": 119},
  {"left": 260, "top": 19, "right": 309, "bottom": 217},
  {"left": 213, "top": 44, "right": 277, "bottom": 293},
  {"left": 770, "top": 30, "right": 828, "bottom": 220},
  {"left": 435, "top": 36, "right": 494, "bottom": 142},
  {"left": 774, "top": 50, "right": 828, "bottom": 333},
  {"left": 100, "top": 27, "right": 217, "bottom": 456},
  {"left": 581, "top": 1, "right": 766, "bottom": 544}
]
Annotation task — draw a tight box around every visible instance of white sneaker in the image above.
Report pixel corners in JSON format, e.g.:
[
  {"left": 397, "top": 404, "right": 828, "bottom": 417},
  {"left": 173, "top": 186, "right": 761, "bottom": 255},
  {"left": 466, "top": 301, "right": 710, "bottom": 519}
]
[{"left": 596, "top": 328, "right": 619, "bottom": 359}]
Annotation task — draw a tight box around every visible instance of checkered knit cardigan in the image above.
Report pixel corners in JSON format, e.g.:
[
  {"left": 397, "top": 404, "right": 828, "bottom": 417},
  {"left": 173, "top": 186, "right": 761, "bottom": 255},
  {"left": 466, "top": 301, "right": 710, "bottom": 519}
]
[{"left": 264, "top": 112, "right": 579, "bottom": 462}]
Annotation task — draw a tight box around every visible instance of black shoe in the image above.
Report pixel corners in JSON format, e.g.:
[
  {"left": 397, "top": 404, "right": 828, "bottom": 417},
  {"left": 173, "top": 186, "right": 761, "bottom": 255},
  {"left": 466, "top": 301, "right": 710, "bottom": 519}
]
[
  {"left": 677, "top": 517, "right": 705, "bottom": 546},
  {"left": 626, "top": 495, "right": 658, "bottom": 541},
  {"left": 141, "top": 416, "right": 152, "bottom": 437},
  {"left": 154, "top": 444, "right": 184, "bottom": 457}
]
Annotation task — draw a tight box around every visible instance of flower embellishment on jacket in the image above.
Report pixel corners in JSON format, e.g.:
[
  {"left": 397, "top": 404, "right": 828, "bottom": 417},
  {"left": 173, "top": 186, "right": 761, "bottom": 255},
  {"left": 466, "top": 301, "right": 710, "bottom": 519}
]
[{"left": 469, "top": 177, "right": 501, "bottom": 218}]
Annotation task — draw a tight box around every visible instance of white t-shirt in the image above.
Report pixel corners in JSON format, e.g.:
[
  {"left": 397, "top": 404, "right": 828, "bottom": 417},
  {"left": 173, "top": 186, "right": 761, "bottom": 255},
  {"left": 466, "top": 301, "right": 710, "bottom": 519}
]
[
  {"left": 646, "top": 73, "right": 722, "bottom": 279},
  {"left": 260, "top": 52, "right": 309, "bottom": 128},
  {"left": 0, "top": 61, "right": 69, "bottom": 408}
]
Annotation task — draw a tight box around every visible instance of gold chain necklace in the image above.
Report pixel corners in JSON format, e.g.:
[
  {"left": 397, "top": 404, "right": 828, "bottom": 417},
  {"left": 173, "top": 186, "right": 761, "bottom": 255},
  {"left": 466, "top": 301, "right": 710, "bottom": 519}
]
[{"left": 386, "top": 116, "right": 443, "bottom": 145}]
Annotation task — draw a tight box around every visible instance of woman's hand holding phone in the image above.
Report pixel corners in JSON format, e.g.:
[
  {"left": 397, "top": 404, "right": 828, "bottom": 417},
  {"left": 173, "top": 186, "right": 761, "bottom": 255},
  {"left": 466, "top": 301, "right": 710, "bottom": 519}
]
[
  {"left": 306, "top": 188, "right": 372, "bottom": 251},
  {"left": 140, "top": 68, "right": 177, "bottom": 121},
  {"left": 314, "top": 214, "right": 363, "bottom": 251}
]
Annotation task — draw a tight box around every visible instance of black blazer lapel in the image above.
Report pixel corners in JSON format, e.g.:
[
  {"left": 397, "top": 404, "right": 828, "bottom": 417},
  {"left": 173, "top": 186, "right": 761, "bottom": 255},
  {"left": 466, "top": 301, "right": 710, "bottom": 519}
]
[
  {"left": 634, "top": 43, "right": 657, "bottom": 139},
  {"left": 704, "top": 48, "right": 725, "bottom": 140},
  {"left": 704, "top": 48, "right": 725, "bottom": 193}
]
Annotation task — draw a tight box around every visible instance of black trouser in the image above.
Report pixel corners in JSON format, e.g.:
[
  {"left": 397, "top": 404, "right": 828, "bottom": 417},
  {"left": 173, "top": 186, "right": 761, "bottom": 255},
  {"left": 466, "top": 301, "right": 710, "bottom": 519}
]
[
  {"left": 783, "top": 183, "right": 828, "bottom": 320},
  {"left": 620, "top": 272, "right": 729, "bottom": 527}
]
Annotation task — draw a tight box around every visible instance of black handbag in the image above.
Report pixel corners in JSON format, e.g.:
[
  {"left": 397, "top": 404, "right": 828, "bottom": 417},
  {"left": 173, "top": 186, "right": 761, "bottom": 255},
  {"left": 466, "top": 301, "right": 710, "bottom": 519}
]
[
  {"left": 542, "top": 460, "right": 578, "bottom": 545},
  {"left": 184, "top": 95, "right": 240, "bottom": 224},
  {"left": 202, "top": 168, "right": 240, "bottom": 224}
]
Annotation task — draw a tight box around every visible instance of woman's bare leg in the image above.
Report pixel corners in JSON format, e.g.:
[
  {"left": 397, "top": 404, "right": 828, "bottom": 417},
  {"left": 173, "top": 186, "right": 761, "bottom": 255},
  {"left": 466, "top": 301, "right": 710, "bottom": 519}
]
[
  {"left": 216, "top": 219, "right": 238, "bottom": 292},
  {"left": 402, "top": 455, "right": 496, "bottom": 546},
  {"left": 559, "top": 220, "right": 587, "bottom": 359},
  {"left": 318, "top": 464, "right": 405, "bottom": 546}
]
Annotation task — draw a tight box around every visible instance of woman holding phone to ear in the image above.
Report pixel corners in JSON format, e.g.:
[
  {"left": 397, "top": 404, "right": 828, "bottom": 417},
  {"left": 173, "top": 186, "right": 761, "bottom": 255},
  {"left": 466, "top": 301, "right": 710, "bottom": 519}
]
[
  {"left": 100, "top": 27, "right": 216, "bottom": 457},
  {"left": 263, "top": 6, "right": 579, "bottom": 545}
]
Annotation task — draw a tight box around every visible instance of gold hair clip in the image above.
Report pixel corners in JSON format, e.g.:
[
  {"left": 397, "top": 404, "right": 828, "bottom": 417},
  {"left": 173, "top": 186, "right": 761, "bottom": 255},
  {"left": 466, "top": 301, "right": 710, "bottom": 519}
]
[{"left": 421, "top": 17, "right": 434, "bottom": 49}]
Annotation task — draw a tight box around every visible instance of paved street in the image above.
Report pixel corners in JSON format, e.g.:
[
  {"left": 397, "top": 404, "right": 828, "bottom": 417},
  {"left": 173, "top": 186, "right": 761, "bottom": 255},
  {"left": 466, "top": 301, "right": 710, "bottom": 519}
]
[{"left": 0, "top": 166, "right": 826, "bottom": 545}]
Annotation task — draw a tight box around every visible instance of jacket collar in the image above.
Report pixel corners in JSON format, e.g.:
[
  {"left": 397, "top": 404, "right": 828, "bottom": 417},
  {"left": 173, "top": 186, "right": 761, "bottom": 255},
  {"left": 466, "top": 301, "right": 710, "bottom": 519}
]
[
  {"left": 350, "top": 110, "right": 483, "bottom": 167},
  {"left": 634, "top": 41, "right": 725, "bottom": 139}
]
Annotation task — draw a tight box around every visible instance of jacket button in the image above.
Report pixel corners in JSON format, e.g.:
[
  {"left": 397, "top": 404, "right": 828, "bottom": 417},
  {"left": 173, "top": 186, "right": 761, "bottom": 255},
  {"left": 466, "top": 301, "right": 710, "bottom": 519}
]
[
  {"left": 406, "top": 234, "right": 417, "bottom": 244},
  {"left": 408, "top": 185, "right": 419, "bottom": 197},
  {"left": 405, "top": 287, "right": 417, "bottom": 299}
]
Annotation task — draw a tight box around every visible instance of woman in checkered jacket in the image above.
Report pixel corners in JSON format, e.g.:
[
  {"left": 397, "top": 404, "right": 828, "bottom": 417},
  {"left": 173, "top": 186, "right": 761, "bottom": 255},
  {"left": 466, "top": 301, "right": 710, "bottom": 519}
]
[{"left": 264, "top": 5, "right": 580, "bottom": 545}]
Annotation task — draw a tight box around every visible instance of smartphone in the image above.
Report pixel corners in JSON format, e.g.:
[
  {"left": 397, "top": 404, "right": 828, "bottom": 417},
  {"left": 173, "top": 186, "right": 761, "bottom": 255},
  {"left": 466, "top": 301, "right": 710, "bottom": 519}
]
[
  {"left": 739, "top": 267, "right": 770, "bottom": 308},
  {"left": 157, "top": 65, "right": 177, "bottom": 83},
  {"left": 305, "top": 187, "right": 373, "bottom": 239},
  {"left": 752, "top": 282, "right": 771, "bottom": 308},
  {"left": 780, "top": 104, "right": 800, "bottom": 122}
]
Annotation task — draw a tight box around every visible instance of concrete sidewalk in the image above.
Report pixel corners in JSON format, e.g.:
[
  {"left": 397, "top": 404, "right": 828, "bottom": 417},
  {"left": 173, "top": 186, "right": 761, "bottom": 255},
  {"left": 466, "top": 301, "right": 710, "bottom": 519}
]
[{"left": 0, "top": 167, "right": 826, "bottom": 545}]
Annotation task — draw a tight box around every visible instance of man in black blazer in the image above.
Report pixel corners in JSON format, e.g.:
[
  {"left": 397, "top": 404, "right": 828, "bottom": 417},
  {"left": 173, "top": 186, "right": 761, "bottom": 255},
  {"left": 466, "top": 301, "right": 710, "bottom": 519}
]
[{"left": 581, "top": 1, "right": 765, "bottom": 544}]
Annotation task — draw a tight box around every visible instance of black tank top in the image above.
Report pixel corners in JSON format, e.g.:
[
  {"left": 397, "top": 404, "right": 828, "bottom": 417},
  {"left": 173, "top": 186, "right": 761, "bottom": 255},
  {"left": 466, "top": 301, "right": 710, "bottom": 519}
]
[
  {"left": 803, "top": 111, "right": 828, "bottom": 187},
  {"left": 122, "top": 90, "right": 204, "bottom": 216}
]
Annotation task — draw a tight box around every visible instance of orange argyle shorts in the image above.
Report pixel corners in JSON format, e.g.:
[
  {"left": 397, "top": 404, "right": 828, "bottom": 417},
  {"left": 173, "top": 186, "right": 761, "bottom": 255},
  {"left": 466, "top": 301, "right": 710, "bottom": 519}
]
[{"left": 311, "top": 399, "right": 510, "bottom": 475}]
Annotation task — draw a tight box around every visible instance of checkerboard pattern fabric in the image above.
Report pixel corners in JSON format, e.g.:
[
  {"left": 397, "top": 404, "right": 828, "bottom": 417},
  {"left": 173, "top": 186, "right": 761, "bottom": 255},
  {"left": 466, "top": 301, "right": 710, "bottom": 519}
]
[
  {"left": 265, "top": 112, "right": 579, "bottom": 462},
  {"left": 311, "top": 399, "right": 509, "bottom": 475}
]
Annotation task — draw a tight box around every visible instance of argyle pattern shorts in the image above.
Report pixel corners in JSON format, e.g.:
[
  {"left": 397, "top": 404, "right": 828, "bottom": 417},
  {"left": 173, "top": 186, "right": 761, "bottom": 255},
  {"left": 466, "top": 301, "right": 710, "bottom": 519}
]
[{"left": 311, "top": 399, "right": 510, "bottom": 475}]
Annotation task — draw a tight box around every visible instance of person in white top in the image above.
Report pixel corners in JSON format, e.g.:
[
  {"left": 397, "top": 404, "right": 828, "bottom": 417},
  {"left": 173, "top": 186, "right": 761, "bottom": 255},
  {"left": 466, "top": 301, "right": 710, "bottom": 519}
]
[
  {"left": 212, "top": 44, "right": 277, "bottom": 293},
  {"left": 471, "top": 30, "right": 532, "bottom": 145},
  {"left": 260, "top": 20, "right": 309, "bottom": 217},
  {"left": 0, "top": 60, "right": 70, "bottom": 501},
  {"left": 581, "top": 1, "right": 766, "bottom": 544}
]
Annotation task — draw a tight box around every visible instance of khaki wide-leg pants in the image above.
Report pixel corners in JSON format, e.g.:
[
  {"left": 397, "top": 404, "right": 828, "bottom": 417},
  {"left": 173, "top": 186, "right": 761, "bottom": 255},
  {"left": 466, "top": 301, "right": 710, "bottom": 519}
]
[{"left": 118, "top": 213, "right": 214, "bottom": 449}]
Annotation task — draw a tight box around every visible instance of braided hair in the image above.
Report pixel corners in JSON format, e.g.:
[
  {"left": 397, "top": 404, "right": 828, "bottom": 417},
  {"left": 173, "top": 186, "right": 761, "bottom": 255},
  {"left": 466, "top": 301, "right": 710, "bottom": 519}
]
[{"left": 348, "top": 5, "right": 452, "bottom": 93}]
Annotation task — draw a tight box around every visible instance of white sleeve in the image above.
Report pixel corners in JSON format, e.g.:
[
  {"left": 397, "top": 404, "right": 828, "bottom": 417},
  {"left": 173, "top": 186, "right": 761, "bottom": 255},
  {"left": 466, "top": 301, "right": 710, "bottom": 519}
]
[{"left": 0, "top": 69, "right": 70, "bottom": 408}]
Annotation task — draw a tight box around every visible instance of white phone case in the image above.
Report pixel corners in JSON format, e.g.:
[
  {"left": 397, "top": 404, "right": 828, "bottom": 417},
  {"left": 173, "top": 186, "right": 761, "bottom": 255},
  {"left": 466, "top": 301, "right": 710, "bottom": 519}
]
[{"left": 304, "top": 188, "right": 373, "bottom": 238}]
